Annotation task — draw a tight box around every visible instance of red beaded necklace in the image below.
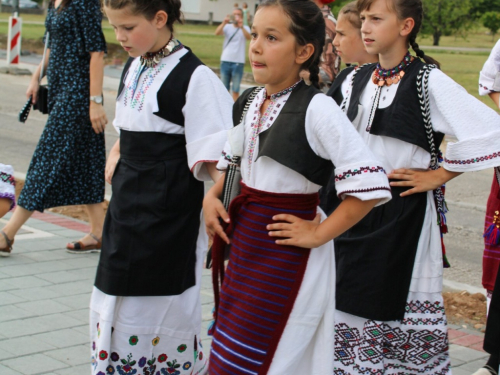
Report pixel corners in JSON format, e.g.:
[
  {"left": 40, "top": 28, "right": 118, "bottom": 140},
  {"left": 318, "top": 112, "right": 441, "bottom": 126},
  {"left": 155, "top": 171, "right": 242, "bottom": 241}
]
[{"left": 372, "top": 51, "right": 414, "bottom": 87}]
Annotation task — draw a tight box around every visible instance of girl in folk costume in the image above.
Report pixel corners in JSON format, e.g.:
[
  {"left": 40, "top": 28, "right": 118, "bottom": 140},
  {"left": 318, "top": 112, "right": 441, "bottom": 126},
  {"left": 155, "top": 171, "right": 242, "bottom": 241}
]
[
  {"left": 329, "top": 0, "right": 500, "bottom": 373},
  {"left": 320, "top": 1, "right": 378, "bottom": 215},
  {"left": 474, "top": 39, "right": 500, "bottom": 375},
  {"left": 204, "top": 0, "right": 392, "bottom": 373},
  {"left": 328, "top": 1, "right": 378, "bottom": 107},
  {"left": 91, "top": 1, "right": 234, "bottom": 374}
]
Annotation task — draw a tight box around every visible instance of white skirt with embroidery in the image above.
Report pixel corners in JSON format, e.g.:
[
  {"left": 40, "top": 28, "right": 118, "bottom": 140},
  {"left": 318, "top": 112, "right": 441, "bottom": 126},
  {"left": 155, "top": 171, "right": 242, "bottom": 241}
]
[
  {"left": 333, "top": 292, "right": 450, "bottom": 375},
  {"left": 333, "top": 197, "right": 450, "bottom": 375},
  {"left": 89, "top": 221, "right": 209, "bottom": 375}
]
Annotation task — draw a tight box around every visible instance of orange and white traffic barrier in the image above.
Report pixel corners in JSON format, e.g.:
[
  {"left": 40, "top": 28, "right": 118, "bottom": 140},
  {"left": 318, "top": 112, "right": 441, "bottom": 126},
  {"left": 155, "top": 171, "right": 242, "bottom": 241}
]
[{"left": 7, "top": 13, "right": 22, "bottom": 65}]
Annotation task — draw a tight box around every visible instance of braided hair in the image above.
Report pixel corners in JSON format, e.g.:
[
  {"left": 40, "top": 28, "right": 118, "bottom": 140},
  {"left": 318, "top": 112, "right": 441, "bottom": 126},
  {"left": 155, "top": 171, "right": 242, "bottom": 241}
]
[
  {"left": 339, "top": 1, "right": 362, "bottom": 30},
  {"left": 357, "top": 0, "right": 440, "bottom": 68},
  {"left": 104, "top": 0, "right": 183, "bottom": 32},
  {"left": 259, "top": 0, "right": 326, "bottom": 89}
]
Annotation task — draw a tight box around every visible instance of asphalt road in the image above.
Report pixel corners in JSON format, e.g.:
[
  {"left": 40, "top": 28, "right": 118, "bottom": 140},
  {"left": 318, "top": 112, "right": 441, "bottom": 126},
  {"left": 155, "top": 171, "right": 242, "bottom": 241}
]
[{"left": 0, "top": 63, "right": 493, "bottom": 290}]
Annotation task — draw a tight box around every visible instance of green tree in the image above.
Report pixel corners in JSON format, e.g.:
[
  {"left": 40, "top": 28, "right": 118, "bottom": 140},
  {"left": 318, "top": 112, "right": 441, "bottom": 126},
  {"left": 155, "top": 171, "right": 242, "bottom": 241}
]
[
  {"left": 470, "top": 0, "right": 500, "bottom": 19},
  {"left": 422, "top": 0, "right": 473, "bottom": 46},
  {"left": 483, "top": 11, "right": 500, "bottom": 41},
  {"left": 329, "top": 0, "right": 352, "bottom": 17}
]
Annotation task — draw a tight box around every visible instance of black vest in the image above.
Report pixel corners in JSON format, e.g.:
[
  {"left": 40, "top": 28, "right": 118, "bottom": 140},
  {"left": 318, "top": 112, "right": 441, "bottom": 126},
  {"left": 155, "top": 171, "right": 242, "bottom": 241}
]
[
  {"left": 327, "top": 66, "right": 355, "bottom": 106},
  {"left": 117, "top": 48, "right": 204, "bottom": 127},
  {"left": 347, "top": 60, "right": 444, "bottom": 152},
  {"left": 234, "top": 81, "right": 334, "bottom": 186}
]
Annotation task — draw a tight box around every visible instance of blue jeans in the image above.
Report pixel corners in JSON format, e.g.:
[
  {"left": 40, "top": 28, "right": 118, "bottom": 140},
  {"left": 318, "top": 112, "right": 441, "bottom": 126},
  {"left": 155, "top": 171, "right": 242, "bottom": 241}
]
[{"left": 220, "top": 61, "right": 244, "bottom": 93}]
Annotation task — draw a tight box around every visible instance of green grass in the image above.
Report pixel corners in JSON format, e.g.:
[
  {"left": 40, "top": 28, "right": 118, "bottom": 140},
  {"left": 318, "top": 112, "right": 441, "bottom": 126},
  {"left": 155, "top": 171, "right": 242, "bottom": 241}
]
[
  {"left": 417, "top": 30, "right": 497, "bottom": 50},
  {"left": 0, "top": 11, "right": 498, "bottom": 108},
  {"left": 431, "top": 51, "right": 497, "bottom": 111}
]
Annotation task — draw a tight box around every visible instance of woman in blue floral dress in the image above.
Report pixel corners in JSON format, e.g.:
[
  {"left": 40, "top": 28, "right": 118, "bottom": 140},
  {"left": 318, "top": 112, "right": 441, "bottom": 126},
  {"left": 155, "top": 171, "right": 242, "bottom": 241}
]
[{"left": 0, "top": 0, "right": 108, "bottom": 256}]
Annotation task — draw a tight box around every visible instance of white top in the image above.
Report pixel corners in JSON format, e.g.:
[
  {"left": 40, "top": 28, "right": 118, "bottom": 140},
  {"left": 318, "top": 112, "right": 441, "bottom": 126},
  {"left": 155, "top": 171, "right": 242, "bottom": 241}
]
[
  {"left": 217, "top": 86, "right": 392, "bottom": 203},
  {"left": 342, "top": 67, "right": 500, "bottom": 173},
  {"left": 220, "top": 24, "right": 250, "bottom": 64},
  {"left": 0, "top": 163, "right": 15, "bottom": 209},
  {"left": 479, "top": 39, "right": 500, "bottom": 96},
  {"left": 113, "top": 47, "right": 234, "bottom": 181}
]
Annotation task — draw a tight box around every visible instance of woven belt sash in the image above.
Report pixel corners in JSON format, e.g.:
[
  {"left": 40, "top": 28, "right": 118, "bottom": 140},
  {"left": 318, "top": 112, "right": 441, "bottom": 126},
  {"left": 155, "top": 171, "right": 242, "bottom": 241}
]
[{"left": 210, "top": 183, "right": 318, "bottom": 374}]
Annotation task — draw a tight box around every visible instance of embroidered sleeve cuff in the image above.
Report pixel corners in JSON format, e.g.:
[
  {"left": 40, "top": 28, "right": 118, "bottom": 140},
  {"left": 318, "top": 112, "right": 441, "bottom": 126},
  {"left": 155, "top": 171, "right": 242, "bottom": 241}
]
[
  {"left": 334, "top": 163, "right": 391, "bottom": 206},
  {"left": 444, "top": 131, "right": 500, "bottom": 172},
  {"left": 187, "top": 129, "right": 228, "bottom": 181},
  {"left": 216, "top": 150, "right": 232, "bottom": 172},
  {"left": 479, "top": 72, "right": 495, "bottom": 96}
]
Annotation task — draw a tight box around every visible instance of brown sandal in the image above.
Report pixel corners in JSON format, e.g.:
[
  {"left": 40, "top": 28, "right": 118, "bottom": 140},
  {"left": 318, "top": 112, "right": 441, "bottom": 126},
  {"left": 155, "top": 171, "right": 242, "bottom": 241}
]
[
  {"left": 0, "top": 230, "right": 14, "bottom": 257},
  {"left": 66, "top": 233, "right": 102, "bottom": 254}
]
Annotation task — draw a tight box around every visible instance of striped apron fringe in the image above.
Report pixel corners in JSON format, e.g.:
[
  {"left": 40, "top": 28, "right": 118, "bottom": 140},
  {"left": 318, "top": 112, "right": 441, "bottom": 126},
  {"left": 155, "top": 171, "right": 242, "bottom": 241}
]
[{"left": 210, "top": 183, "right": 319, "bottom": 374}]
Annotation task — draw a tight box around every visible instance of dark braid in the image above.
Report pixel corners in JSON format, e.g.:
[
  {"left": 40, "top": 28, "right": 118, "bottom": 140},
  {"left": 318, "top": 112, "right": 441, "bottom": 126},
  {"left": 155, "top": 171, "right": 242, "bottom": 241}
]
[
  {"left": 308, "top": 54, "right": 322, "bottom": 89},
  {"left": 259, "top": 0, "right": 325, "bottom": 89},
  {"left": 104, "top": 0, "right": 183, "bottom": 32},
  {"left": 409, "top": 35, "right": 424, "bottom": 59},
  {"left": 357, "top": 0, "right": 441, "bottom": 68},
  {"left": 409, "top": 34, "right": 440, "bottom": 68}
]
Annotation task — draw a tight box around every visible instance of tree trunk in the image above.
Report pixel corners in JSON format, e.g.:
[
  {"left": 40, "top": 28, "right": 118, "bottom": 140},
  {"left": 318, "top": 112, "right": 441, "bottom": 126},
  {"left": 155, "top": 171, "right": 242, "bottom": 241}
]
[{"left": 433, "top": 31, "right": 442, "bottom": 46}]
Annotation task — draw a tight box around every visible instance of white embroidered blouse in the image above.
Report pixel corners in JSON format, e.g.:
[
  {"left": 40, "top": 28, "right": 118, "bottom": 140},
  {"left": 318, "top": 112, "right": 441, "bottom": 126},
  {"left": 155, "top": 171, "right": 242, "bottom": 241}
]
[{"left": 217, "top": 83, "right": 392, "bottom": 203}]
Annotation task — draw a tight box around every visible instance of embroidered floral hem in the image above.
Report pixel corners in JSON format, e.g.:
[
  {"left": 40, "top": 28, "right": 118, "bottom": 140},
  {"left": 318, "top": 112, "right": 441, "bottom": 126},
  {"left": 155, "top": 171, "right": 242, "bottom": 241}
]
[{"left": 334, "top": 293, "right": 451, "bottom": 375}]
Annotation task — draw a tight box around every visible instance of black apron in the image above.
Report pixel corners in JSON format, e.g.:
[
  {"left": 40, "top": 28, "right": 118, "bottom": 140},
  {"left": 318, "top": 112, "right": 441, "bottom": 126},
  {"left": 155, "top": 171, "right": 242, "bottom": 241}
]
[
  {"left": 335, "top": 187, "right": 427, "bottom": 321},
  {"left": 95, "top": 130, "right": 204, "bottom": 296}
]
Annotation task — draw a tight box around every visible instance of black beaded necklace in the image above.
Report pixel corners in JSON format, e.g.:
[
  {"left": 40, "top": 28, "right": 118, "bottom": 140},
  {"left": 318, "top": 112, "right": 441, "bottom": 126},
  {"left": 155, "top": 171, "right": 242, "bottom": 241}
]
[{"left": 264, "top": 80, "right": 301, "bottom": 101}]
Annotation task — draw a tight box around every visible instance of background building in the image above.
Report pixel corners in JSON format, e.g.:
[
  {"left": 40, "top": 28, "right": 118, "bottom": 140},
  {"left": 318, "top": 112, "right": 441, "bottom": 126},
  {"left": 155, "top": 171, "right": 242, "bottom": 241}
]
[{"left": 182, "top": 0, "right": 260, "bottom": 24}]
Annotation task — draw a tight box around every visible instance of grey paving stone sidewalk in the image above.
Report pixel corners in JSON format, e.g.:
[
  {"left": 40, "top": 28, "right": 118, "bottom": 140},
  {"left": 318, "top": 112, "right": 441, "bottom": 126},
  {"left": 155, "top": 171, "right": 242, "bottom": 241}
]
[
  {"left": 0, "top": 211, "right": 490, "bottom": 374},
  {"left": 0, "top": 211, "right": 214, "bottom": 374}
]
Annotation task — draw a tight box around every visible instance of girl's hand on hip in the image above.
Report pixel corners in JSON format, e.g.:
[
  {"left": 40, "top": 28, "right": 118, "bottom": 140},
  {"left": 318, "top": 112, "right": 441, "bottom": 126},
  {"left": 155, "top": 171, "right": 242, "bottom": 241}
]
[
  {"left": 203, "top": 194, "right": 230, "bottom": 244},
  {"left": 26, "top": 80, "right": 40, "bottom": 104},
  {"left": 267, "top": 213, "right": 322, "bottom": 249},
  {"left": 90, "top": 102, "right": 108, "bottom": 134},
  {"left": 387, "top": 168, "right": 460, "bottom": 197}
]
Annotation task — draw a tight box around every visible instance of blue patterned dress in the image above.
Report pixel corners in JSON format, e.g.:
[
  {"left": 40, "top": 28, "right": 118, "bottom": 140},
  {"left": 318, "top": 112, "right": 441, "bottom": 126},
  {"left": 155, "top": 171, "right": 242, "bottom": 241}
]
[{"left": 18, "top": 0, "right": 107, "bottom": 212}]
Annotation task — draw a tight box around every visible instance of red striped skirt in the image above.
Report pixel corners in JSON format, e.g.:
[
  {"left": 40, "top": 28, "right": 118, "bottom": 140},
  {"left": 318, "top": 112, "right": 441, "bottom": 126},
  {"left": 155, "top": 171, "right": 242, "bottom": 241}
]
[{"left": 210, "top": 183, "right": 318, "bottom": 375}]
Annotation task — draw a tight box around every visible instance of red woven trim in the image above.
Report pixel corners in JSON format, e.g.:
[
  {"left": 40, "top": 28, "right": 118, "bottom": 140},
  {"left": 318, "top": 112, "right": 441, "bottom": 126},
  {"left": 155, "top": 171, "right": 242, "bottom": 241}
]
[
  {"left": 335, "top": 166, "right": 386, "bottom": 182},
  {"left": 337, "top": 186, "right": 391, "bottom": 198},
  {"left": 444, "top": 151, "right": 500, "bottom": 165}
]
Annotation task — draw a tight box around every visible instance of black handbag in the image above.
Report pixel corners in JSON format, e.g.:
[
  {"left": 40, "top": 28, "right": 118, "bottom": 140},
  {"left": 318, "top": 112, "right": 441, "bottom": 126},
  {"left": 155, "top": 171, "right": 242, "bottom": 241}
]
[
  {"left": 19, "top": 32, "right": 50, "bottom": 123},
  {"left": 34, "top": 85, "right": 49, "bottom": 114},
  {"left": 206, "top": 87, "right": 262, "bottom": 268}
]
